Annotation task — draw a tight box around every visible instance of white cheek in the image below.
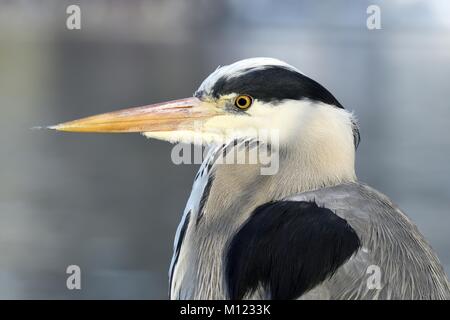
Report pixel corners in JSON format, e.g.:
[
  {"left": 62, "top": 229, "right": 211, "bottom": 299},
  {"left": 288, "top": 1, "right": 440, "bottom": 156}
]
[
  {"left": 245, "top": 101, "right": 306, "bottom": 141},
  {"left": 202, "top": 100, "right": 307, "bottom": 142}
]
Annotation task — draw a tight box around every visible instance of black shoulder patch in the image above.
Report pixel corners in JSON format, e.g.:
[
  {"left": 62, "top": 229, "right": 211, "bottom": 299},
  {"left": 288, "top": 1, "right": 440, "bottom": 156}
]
[
  {"left": 211, "top": 66, "right": 344, "bottom": 108},
  {"left": 225, "top": 201, "right": 361, "bottom": 300}
]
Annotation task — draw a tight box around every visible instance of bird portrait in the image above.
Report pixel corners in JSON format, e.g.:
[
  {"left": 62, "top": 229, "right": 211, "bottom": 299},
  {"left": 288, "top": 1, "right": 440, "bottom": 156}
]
[{"left": 50, "top": 57, "right": 450, "bottom": 300}]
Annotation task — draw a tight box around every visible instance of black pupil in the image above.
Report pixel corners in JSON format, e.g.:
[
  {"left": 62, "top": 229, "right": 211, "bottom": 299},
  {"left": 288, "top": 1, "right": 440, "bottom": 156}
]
[{"left": 238, "top": 97, "right": 247, "bottom": 107}]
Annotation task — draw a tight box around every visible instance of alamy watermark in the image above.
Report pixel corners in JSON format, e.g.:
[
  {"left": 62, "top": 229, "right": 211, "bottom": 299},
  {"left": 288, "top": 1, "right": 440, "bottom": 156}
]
[
  {"left": 169, "top": 127, "right": 280, "bottom": 176},
  {"left": 367, "top": 5, "right": 381, "bottom": 30},
  {"left": 66, "top": 265, "right": 81, "bottom": 290},
  {"left": 366, "top": 264, "right": 382, "bottom": 290},
  {"left": 66, "top": 5, "right": 81, "bottom": 30}
]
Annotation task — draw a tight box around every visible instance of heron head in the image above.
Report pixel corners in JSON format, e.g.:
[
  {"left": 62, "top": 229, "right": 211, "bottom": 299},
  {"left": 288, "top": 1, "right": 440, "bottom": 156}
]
[{"left": 51, "top": 57, "right": 359, "bottom": 151}]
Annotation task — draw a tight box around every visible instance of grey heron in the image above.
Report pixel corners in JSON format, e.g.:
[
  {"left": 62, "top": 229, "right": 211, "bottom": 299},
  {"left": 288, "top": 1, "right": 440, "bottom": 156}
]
[{"left": 51, "top": 57, "right": 450, "bottom": 300}]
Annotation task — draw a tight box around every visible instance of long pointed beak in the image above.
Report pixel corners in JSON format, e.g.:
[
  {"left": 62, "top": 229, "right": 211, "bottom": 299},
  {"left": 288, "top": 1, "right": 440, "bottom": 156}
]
[{"left": 50, "top": 97, "right": 218, "bottom": 133}]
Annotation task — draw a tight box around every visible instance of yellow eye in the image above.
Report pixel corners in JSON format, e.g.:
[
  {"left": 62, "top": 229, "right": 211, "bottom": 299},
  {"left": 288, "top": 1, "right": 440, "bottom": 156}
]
[{"left": 234, "top": 95, "right": 253, "bottom": 110}]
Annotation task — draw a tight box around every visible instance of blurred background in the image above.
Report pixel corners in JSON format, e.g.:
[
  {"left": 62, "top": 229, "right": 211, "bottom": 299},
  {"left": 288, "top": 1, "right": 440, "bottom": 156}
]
[{"left": 0, "top": 0, "right": 449, "bottom": 299}]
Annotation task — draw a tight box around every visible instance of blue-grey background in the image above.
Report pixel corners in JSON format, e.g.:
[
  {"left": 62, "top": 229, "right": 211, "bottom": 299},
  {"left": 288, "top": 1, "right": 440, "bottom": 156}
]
[{"left": 0, "top": 0, "right": 449, "bottom": 299}]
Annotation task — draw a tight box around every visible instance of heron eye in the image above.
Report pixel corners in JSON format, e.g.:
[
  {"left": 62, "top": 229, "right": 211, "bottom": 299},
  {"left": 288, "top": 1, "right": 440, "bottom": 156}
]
[{"left": 234, "top": 95, "right": 253, "bottom": 110}]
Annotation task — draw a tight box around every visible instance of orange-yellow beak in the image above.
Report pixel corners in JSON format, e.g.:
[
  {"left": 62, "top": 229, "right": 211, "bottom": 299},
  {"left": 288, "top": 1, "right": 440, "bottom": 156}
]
[{"left": 50, "top": 97, "right": 219, "bottom": 133}]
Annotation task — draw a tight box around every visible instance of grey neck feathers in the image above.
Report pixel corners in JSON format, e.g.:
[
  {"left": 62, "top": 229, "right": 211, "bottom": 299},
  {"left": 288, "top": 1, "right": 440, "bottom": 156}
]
[{"left": 174, "top": 123, "right": 357, "bottom": 299}]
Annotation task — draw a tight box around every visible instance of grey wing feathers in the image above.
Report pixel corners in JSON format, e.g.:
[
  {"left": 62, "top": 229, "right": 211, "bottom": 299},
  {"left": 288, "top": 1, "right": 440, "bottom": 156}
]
[{"left": 286, "top": 182, "right": 450, "bottom": 300}]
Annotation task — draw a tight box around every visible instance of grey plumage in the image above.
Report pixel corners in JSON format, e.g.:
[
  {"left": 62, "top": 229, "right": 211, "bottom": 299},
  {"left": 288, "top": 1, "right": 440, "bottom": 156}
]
[{"left": 170, "top": 143, "right": 450, "bottom": 300}]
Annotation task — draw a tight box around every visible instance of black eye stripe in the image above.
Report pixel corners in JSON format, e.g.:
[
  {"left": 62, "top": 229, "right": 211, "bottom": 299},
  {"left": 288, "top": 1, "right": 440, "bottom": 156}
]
[{"left": 211, "top": 66, "right": 344, "bottom": 108}]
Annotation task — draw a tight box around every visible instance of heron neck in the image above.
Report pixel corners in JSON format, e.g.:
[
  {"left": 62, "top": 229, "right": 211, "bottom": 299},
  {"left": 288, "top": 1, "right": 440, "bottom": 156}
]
[
  {"left": 171, "top": 136, "right": 356, "bottom": 299},
  {"left": 211, "top": 143, "right": 356, "bottom": 204}
]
